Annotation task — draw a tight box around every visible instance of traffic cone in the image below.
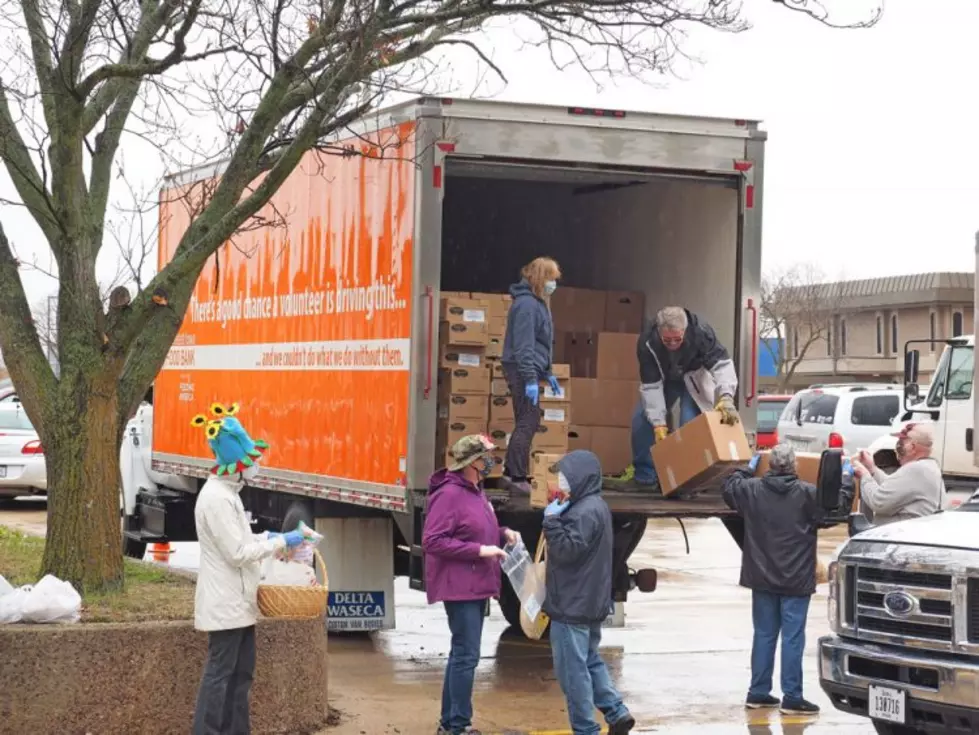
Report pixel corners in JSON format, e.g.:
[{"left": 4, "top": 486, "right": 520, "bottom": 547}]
[{"left": 149, "top": 542, "right": 172, "bottom": 563}]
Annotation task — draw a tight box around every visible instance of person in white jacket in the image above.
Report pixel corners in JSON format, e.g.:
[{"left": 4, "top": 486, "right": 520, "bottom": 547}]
[
  {"left": 852, "top": 422, "right": 946, "bottom": 525},
  {"left": 190, "top": 403, "right": 304, "bottom": 735}
]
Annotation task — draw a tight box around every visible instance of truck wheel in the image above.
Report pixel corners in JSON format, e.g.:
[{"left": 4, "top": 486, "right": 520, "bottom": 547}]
[
  {"left": 122, "top": 516, "right": 147, "bottom": 560},
  {"left": 873, "top": 724, "right": 925, "bottom": 735},
  {"left": 281, "top": 500, "right": 314, "bottom": 532}
]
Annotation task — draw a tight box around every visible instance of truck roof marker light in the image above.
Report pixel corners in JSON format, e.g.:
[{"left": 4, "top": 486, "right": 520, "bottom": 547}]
[
  {"left": 567, "top": 107, "right": 626, "bottom": 118},
  {"left": 828, "top": 432, "right": 845, "bottom": 449}
]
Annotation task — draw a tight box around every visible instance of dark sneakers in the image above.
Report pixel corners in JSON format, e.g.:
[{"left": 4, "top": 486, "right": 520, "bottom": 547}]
[
  {"left": 780, "top": 698, "right": 820, "bottom": 715},
  {"left": 609, "top": 714, "right": 636, "bottom": 734},
  {"left": 745, "top": 694, "right": 780, "bottom": 709}
]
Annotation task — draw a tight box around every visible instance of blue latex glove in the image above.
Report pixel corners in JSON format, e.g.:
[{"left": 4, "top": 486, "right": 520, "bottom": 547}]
[
  {"left": 524, "top": 382, "right": 539, "bottom": 406},
  {"left": 747, "top": 454, "right": 761, "bottom": 472},
  {"left": 267, "top": 531, "right": 282, "bottom": 540},
  {"left": 842, "top": 457, "right": 853, "bottom": 476},
  {"left": 547, "top": 375, "right": 561, "bottom": 395},
  {"left": 282, "top": 530, "right": 305, "bottom": 548},
  {"left": 544, "top": 499, "right": 570, "bottom": 517}
]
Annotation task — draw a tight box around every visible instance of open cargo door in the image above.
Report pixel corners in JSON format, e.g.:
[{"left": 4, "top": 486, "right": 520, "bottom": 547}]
[{"left": 153, "top": 122, "right": 418, "bottom": 510}]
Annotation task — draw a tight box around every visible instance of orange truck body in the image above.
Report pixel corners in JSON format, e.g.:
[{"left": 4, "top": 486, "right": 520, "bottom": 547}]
[{"left": 154, "top": 123, "right": 417, "bottom": 495}]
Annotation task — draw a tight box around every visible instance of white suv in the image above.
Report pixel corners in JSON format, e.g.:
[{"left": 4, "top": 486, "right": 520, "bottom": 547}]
[{"left": 776, "top": 384, "right": 903, "bottom": 456}]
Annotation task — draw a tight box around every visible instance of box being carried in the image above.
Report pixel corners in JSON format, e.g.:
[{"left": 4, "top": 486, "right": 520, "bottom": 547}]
[
  {"left": 530, "top": 452, "right": 563, "bottom": 509},
  {"left": 651, "top": 412, "right": 751, "bottom": 497}
]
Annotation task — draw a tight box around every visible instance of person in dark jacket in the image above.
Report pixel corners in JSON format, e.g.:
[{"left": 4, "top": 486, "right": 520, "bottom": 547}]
[
  {"left": 542, "top": 450, "right": 635, "bottom": 735},
  {"left": 423, "top": 435, "right": 520, "bottom": 735},
  {"left": 722, "top": 444, "right": 823, "bottom": 716},
  {"left": 625, "top": 306, "right": 739, "bottom": 491},
  {"left": 501, "top": 256, "right": 561, "bottom": 496}
]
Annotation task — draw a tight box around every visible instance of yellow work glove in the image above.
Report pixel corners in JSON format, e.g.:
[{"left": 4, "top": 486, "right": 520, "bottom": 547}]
[
  {"left": 715, "top": 394, "right": 740, "bottom": 426},
  {"left": 653, "top": 426, "right": 669, "bottom": 443}
]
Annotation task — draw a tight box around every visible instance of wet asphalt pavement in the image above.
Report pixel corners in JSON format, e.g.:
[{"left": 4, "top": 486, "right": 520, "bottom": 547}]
[{"left": 0, "top": 499, "right": 876, "bottom": 735}]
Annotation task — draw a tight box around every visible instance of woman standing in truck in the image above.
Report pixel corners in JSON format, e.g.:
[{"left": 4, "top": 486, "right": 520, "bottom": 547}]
[{"left": 501, "top": 256, "right": 562, "bottom": 496}]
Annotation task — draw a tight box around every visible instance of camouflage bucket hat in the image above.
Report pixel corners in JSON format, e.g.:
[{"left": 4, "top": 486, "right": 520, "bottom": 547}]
[{"left": 448, "top": 434, "right": 496, "bottom": 472}]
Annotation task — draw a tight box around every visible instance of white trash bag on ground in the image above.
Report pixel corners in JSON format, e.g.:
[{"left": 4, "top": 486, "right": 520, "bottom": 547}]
[{"left": 0, "top": 574, "right": 82, "bottom": 624}]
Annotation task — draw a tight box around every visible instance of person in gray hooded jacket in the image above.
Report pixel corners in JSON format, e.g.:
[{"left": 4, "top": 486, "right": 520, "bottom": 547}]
[{"left": 542, "top": 450, "right": 635, "bottom": 735}]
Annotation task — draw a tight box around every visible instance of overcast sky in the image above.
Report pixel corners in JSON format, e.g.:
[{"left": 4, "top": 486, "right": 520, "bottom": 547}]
[{"left": 3, "top": 0, "right": 977, "bottom": 302}]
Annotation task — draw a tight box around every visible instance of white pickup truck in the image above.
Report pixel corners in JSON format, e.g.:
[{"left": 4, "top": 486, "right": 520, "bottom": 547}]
[{"left": 819, "top": 234, "right": 979, "bottom": 734}]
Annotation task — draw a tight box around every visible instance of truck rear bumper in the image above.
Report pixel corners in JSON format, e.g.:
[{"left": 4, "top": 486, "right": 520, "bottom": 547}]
[{"left": 819, "top": 634, "right": 979, "bottom": 733}]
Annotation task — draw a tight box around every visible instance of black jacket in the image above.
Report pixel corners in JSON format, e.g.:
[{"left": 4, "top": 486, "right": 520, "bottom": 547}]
[
  {"left": 722, "top": 467, "right": 824, "bottom": 597},
  {"left": 542, "top": 451, "right": 613, "bottom": 624},
  {"left": 637, "top": 309, "right": 730, "bottom": 385},
  {"left": 501, "top": 279, "right": 553, "bottom": 386}
]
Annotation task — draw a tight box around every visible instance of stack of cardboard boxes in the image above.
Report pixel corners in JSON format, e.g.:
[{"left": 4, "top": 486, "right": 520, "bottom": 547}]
[
  {"left": 553, "top": 287, "right": 645, "bottom": 476},
  {"left": 436, "top": 292, "right": 572, "bottom": 477}
]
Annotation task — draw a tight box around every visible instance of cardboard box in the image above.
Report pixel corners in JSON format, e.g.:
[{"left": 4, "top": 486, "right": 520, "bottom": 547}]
[
  {"left": 439, "top": 344, "right": 487, "bottom": 369},
  {"left": 651, "top": 412, "right": 752, "bottom": 497},
  {"left": 489, "top": 316, "right": 507, "bottom": 339},
  {"left": 551, "top": 363, "right": 571, "bottom": 379},
  {"left": 489, "top": 395, "right": 514, "bottom": 424},
  {"left": 530, "top": 452, "right": 564, "bottom": 509},
  {"left": 437, "top": 420, "right": 488, "bottom": 456},
  {"left": 485, "top": 336, "right": 503, "bottom": 359},
  {"left": 440, "top": 296, "right": 489, "bottom": 325},
  {"left": 440, "top": 291, "right": 471, "bottom": 300},
  {"left": 470, "top": 292, "right": 512, "bottom": 322},
  {"left": 564, "top": 332, "right": 597, "bottom": 378},
  {"left": 595, "top": 333, "right": 639, "bottom": 381},
  {"left": 438, "top": 392, "right": 489, "bottom": 423},
  {"left": 439, "top": 367, "right": 491, "bottom": 395},
  {"left": 567, "top": 425, "right": 592, "bottom": 452},
  {"left": 491, "top": 378, "right": 510, "bottom": 397},
  {"left": 755, "top": 450, "right": 861, "bottom": 503},
  {"left": 491, "top": 362, "right": 506, "bottom": 379},
  {"left": 441, "top": 320, "right": 488, "bottom": 347},
  {"left": 540, "top": 402, "right": 571, "bottom": 425},
  {"left": 550, "top": 287, "right": 607, "bottom": 334},
  {"left": 568, "top": 378, "right": 637, "bottom": 428},
  {"left": 604, "top": 291, "right": 645, "bottom": 333},
  {"left": 590, "top": 427, "right": 632, "bottom": 475},
  {"left": 540, "top": 378, "right": 570, "bottom": 402},
  {"left": 486, "top": 423, "right": 512, "bottom": 447},
  {"left": 533, "top": 422, "right": 569, "bottom": 453}
]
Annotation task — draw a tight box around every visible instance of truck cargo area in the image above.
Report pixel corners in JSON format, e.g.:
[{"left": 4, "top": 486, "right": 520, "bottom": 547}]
[{"left": 439, "top": 158, "right": 743, "bottom": 516}]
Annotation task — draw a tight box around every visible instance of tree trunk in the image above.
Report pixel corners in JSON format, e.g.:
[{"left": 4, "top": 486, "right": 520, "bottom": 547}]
[{"left": 40, "top": 380, "right": 124, "bottom": 595}]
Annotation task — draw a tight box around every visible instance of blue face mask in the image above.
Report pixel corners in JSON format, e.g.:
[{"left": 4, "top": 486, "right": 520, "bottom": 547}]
[
  {"left": 478, "top": 456, "right": 495, "bottom": 478},
  {"left": 544, "top": 280, "right": 557, "bottom": 296}
]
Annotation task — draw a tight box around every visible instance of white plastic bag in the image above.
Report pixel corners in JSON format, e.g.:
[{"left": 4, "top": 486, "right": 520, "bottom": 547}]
[
  {"left": 0, "top": 574, "right": 13, "bottom": 597},
  {"left": 19, "top": 575, "right": 82, "bottom": 624},
  {"left": 0, "top": 586, "right": 29, "bottom": 624},
  {"left": 275, "top": 521, "right": 324, "bottom": 565},
  {"left": 262, "top": 558, "right": 317, "bottom": 586},
  {"left": 501, "top": 541, "right": 546, "bottom": 621}
]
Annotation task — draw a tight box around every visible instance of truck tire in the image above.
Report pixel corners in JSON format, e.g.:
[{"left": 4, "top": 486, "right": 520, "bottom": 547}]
[
  {"left": 281, "top": 500, "right": 314, "bottom": 532},
  {"left": 873, "top": 724, "right": 925, "bottom": 735}
]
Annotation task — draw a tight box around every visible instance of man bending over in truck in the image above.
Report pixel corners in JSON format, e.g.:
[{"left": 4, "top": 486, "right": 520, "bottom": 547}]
[
  {"left": 722, "top": 444, "right": 822, "bottom": 716},
  {"left": 852, "top": 422, "right": 946, "bottom": 525},
  {"left": 623, "top": 306, "right": 739, "bottom": 491}
]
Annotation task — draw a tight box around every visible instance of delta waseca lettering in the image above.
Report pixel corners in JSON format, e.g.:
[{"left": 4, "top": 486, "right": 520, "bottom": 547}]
[
  {"left": 189, "top": 276, "right": 406, "bottom": 328},
  {"left": 328, "top": 591, "right": 384, "bottom": 618}
]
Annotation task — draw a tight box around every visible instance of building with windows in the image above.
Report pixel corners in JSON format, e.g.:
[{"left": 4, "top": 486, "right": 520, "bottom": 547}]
[{"left": 780, "top": 272, "right": 973, "bottom": 389}]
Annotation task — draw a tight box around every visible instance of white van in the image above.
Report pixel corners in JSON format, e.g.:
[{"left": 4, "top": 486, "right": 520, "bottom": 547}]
[{"left": 776, "top": 384, "right": 903, "bottom": 456}]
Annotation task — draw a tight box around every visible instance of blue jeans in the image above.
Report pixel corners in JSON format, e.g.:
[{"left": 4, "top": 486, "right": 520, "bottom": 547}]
[
  {"left": 550, "top": 621, "right": 631, "bottom": 735},
  {"left": 749, "top": 590, "right": 811, "bottom": 701},
  {"left": 441, "top": 600, "right": 485, "bottom": 733},
  {"left": 630, "top": 379, "right": 702, "bottom": 485}
]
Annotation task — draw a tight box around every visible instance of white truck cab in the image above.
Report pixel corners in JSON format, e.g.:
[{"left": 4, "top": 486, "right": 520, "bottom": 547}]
[{"left": 818, "top": 234, "right": 979, "bottom": 734}]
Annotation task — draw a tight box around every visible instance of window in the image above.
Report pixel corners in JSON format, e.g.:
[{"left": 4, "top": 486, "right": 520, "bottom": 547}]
[
  {"left": 891, "top": 315, "right": 898, "bottom": 354},
  {"left": 758, "top": 399, "right": 790, "bottom": 432},
  {"left": 875, "top": 316, "right": 883, "bottom": 355},
  {"left": 926, "top": 345, "right": 974, "bottom": 406},
  {"left": 953, "top": 311, "right": 964, "bottom": 338},
  {"left": 0, "top": 409, "right": 34, "bottom": 431},
  {"left": 840, "top": 319, "right": 848, "bottom": 356},
  {"left": 850, "top": 395, "right": 900, "bottom": 426},
  {"left": 781, "top": 392, "right": 840, "bottom": 426}
]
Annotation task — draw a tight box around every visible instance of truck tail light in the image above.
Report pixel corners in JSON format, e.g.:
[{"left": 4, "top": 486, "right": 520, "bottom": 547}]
[
  {"left": 828, "top": 432, "right": 845, "bottom": 449},
  {"left": 21, "top": 440, "right": 43, "bottom": 455}
]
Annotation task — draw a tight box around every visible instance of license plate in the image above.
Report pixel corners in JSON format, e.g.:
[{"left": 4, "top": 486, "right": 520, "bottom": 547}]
[
  {"left": 869, "top": 684, "right": 906, "bottom": 724},
  {"left": 786, "top": 438, "right": 810, "bottom": 451}
]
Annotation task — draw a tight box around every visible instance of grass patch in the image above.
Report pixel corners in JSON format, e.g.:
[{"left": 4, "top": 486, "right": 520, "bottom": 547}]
[{"left": 0, "top": 525, "right": 195, "bottom": 623}]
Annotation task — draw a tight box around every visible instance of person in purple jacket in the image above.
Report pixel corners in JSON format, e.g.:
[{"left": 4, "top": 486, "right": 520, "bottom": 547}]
[{"left": 423, "top": 434, "right": 521, "bottom": 735}]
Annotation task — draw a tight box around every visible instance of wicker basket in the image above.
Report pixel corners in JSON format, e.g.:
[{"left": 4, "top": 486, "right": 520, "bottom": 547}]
[{"left": 257, "top": 548, "right": 329, "bottom": 619}]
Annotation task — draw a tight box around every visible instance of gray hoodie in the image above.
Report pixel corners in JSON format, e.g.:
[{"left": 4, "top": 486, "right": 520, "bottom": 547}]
[{"left": 542, "top": 451, "right": 613, "bottom": 624}]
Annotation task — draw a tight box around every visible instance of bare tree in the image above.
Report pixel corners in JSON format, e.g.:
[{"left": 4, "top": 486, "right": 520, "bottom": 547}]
[
  {"left": 760, "top": 264, "right": 848, "bottom": 391},
  {"left": 0, "top": 0, "right": 878, "bottom": 591}
]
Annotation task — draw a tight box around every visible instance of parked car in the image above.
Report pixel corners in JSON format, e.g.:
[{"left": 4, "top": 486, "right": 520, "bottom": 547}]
[
  {"left": 0, "top": 378, "right": 15, "bottom": 402},
  {"left": 776, "top": 384, "right": 903, "bottom": 456},
  {"left": 756, "top": 394, "right": 793, "bottom": 449},
  {"left": 0, "top": 403, "right": 45, "bottom": 498}
]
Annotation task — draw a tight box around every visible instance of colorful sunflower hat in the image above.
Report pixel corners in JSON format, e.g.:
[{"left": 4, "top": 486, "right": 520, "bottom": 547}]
[{"left": 190, "top": 402, "right": 269, "bottom": 476}]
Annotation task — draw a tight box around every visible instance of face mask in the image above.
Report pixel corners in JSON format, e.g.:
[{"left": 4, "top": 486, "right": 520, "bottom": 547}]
[
  {"left": 544, "top": 280, "right": 557, "bottom": 296},
  {"left": 478, "top": 456, "right": 495, "bottom": 478},
  {"left": 240, "top": 464, "right": 260, "bottom": 482},
  {"left": 558, "top": 472, "right": 571, "bottom": 492}
]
